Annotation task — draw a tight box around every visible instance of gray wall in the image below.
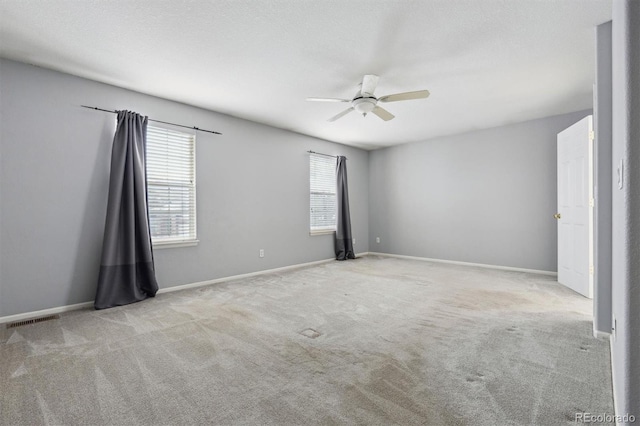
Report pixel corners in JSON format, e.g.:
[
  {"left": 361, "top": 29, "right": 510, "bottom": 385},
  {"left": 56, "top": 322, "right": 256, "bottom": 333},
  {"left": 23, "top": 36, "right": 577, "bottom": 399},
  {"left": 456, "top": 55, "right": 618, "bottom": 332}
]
[
  {"left": 594, "top": 21, "right": 613, "bottom": 336},
  {"left": 611, "top": 0, "right": 639, "bottom": 418},
  {"left": 368, "top": 110, "right": 591, "bottom": 272},
  {"left": 0, "top": 59, "right": 369, "bottom": 318}
]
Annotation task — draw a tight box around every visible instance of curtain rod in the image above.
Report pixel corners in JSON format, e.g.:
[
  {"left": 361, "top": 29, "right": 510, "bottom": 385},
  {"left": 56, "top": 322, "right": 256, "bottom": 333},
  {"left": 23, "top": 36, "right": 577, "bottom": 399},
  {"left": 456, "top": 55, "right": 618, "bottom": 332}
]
[
  {"left": 307, "top": 150, "right": 347, "bottom": 159},
  {"left": 81, "top": 105, "right": 222, "bottom": 135}
]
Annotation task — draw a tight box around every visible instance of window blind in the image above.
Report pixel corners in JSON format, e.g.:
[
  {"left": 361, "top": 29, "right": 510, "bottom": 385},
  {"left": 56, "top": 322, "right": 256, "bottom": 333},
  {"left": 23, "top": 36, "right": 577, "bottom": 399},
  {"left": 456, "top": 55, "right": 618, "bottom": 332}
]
[
  {"left": 146, "top": 126, "right": 196, "bottom": 244},
  {"left": 310, "top": 153, "right": 337, "bottom": 232}
]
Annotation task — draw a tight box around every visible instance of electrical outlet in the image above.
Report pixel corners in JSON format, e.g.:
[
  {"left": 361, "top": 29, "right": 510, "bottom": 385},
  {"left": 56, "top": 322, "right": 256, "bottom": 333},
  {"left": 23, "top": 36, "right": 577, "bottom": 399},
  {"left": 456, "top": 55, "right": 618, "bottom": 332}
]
[
  {"left": 353, "top": 238, "right": 356, "bottom": 245},
  {"left": 376, "top": 237, "right": 380, "bottom": 243},
  {"left": 259, "top": 249, "right": 264, "bottom": 258}
]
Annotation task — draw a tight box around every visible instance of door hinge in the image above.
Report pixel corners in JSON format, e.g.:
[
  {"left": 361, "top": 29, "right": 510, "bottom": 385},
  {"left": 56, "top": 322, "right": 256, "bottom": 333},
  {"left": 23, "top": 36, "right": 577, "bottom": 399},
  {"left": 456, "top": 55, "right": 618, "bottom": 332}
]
[
  {"left": 589, "top": 265, "right": 595, "bottom": 275},
  {"left": 589, "top": 198, "right": 595, "bottom": 207},
  {"left": 589, "top": 130, "right": 595, "bottom": 141}
]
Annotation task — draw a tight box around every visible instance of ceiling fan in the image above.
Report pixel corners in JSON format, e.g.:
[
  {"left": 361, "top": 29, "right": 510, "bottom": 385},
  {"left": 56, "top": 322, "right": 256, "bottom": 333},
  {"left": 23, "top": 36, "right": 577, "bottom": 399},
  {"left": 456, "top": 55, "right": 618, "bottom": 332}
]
[{"left": 307, "top": 74, "right": 430, "bottom": 122}]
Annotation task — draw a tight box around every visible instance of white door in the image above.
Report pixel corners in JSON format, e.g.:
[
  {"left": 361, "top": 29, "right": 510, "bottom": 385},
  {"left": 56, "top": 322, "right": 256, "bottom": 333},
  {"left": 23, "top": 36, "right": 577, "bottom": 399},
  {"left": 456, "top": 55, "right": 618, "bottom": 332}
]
[{"left": 556, "top": 116, "right": 593, "bottom": 298}]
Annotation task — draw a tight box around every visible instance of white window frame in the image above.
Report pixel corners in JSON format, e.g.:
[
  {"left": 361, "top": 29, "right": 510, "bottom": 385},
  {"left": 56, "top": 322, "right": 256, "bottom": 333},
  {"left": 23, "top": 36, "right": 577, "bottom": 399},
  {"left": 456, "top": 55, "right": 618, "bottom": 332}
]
[
  {"left": 146, "top": 125, "right": 198, "bottom": 248},
  {"left": 309, "top": 153, "right": 337, "bottom": 235}
]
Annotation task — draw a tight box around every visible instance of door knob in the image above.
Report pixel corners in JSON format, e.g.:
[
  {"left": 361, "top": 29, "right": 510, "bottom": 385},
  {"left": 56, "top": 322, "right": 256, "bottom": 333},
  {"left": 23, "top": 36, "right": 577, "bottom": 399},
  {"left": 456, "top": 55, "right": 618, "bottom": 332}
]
[{"left": 554, "top": 213, "right": 561, "bottom": 219}]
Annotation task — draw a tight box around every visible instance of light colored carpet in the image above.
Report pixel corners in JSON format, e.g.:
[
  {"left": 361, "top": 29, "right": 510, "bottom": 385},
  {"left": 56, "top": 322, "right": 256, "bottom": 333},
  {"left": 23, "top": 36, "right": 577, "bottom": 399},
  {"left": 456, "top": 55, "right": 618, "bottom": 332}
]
[{"left": 1, "top": 255, "right": 613, "bottom": 425}]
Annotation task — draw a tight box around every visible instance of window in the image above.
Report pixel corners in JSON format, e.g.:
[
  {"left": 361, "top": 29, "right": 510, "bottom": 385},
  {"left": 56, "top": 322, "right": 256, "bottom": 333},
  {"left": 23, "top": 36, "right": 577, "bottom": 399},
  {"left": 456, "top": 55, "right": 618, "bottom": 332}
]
[
  {"left": 146, "top": 125, "right": 197, "bottom": 246},
  {"left": 310, "top": 153, "right": 336, "bottom": 234}
]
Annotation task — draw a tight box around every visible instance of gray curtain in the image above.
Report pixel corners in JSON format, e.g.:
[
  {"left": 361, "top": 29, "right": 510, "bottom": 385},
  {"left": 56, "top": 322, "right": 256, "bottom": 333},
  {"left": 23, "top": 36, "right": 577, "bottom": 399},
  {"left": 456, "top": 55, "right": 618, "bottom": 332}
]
[
  {"left": 95, "top": 111, "right": 159, "bottom": 309},
  {"left": 335, "top": 156, "right": 356, "bottom": 260}
]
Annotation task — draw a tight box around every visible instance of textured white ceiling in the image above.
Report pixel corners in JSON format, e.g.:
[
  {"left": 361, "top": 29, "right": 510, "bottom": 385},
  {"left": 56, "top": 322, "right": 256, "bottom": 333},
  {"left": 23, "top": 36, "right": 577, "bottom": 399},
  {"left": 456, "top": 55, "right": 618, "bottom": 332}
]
[{"left": 0, "top": 0, "right": 611, "bottom": 149}]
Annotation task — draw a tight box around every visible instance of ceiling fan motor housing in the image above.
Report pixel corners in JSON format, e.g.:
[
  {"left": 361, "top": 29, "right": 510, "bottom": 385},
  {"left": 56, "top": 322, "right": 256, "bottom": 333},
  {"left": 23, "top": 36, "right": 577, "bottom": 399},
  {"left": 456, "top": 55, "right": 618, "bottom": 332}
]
[{"left": 353, "top": 97, "right": 377, "bottom": 114}]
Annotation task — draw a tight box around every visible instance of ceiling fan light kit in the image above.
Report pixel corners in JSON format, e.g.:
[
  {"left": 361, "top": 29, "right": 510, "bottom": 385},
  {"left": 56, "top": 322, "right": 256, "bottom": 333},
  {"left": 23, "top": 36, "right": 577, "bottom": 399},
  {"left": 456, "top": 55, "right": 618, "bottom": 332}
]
[
  {"left": 307, "top": 74, "right": 430, "bottom": 122},
  {"left": 352, "top": 97, "right": 377, "bottom": 114}
]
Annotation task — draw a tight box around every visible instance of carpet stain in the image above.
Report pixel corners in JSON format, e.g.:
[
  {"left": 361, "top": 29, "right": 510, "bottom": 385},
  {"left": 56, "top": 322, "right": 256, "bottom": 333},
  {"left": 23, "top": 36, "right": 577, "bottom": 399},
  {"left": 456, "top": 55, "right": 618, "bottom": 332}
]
[
  {"left": 446, "top": 289, "right": 533, "bottom": 311},
  {"left": 218, "top": 304, "right": 254, "bottom": 321},
  {"left": 335, "top": 346, "right": 467, "bottom": 426}
]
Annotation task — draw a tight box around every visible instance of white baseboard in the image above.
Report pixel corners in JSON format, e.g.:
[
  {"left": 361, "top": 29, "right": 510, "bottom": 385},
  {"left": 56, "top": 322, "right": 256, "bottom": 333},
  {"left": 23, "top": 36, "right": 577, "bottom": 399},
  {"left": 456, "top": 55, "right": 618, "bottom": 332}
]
[
  {"left": 609, "top": 337, "right": 620, "bottom": 426},
  {"left": 367, "top": 252, "right": 558, "bottom": 276},
  {"left": 0, "top": 301, "right": 94, "bottom": 325},
  {"left": 157, "top": 256, "right": 336, "bottom": 295},
  {"left": 593, "top": 326, "right": 612, "bottom": 340},
  {"left": 0, "top": 253, "right": 371, "bottom": 324},
  {"left": 159, "top": 252, "right": 371, "bottom": 295}
]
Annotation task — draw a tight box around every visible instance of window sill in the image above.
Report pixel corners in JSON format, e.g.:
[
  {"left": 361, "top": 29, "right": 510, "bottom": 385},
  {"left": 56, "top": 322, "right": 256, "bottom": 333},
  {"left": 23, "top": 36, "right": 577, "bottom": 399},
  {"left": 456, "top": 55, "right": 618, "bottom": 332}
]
[
  {"left": 309, "top": 229, "right": 336, "bottom": 236},
  {"left": 153, "top": 240, "right": 199, "bottom": 249}
]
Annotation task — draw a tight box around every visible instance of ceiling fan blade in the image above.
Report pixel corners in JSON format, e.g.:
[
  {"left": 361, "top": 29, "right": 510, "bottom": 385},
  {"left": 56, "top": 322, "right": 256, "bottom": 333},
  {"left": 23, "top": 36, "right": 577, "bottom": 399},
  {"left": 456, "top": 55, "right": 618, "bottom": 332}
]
[
  {"left": 307, "top": 97, "right": 351, "bottom": 102},
  {"left": 360, "top": 74, "right": 379, "bottom": 96},
  {"left": 378, "top": 90, "right": 430, "bottom": 103},
  {"left": 372, "top": 106, "right": 395, "bottom": 121},
  {"left": 328, "top": 107, "right": 355, "bottom": 122}
]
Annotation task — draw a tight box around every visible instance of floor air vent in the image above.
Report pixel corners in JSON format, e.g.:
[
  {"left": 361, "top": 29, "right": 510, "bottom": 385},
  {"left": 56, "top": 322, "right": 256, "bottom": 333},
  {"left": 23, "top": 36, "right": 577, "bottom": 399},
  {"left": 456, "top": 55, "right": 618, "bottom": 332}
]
[{"left": 6, "top": 314, "right": 60, "bottom": 329}]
